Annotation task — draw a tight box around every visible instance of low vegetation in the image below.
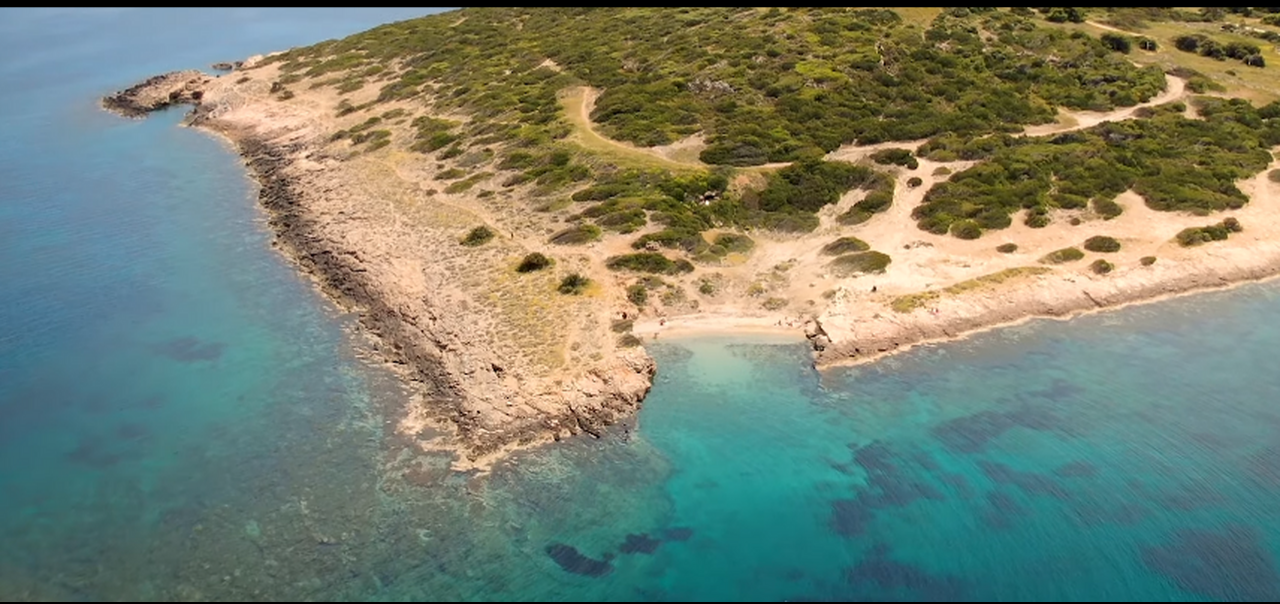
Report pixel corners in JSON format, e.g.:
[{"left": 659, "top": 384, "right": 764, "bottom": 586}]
[
  {"left": 1173, "top": 34, "right": 1266, "bottom": 68},
  {"left": 916, "top": 98, "right": 1274, "bottom": 237},
  {"left": 1090, "top": 259, "right": 1114, "bottom": 275},
  {"left": 557, "top": 273, "right": 590, "bottom": 295},
  {"left": 1083, "top": 236, "right": 1121, "bottom": 253},
  {"left": 516, "top": 252, "right": 554, "bottom": 273},
  {"left": 606, "top": 252, "right": 695, "bottom": 275},
  {"left": 1176, "top": 217, "right": 1243, "bottom": 247},
  {"left": 461, "top": 225, "right": 495, "bottom": 246},
  {"left": 821, "top": 236, "right": 870, "bottom": 256},
  {"left": 549, "top": 224, "right": 602, "bottom": 245},
  {"left": 827, "top": 251, "right": 891, "bottom": 277},
  {"left": 1040, "top": 247, "right": 1085, "bottom": 264},
  {"left": 1140, "top": 256, "right": 1158, "bottom": 266},
  {"left": 890, "top": 266, "right": 1051, "bottom": 312},
  {"left": 996, "top": 243, "right": 1018, "bottom": 253}
]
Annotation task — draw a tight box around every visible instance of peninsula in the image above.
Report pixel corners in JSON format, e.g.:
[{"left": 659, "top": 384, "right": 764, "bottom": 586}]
[{"left": 103, "top": 7, "right": 1280, "bottom": 470}]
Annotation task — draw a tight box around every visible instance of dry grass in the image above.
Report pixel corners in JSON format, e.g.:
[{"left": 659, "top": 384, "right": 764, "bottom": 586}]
[
  {"left": 889, "top": 266, "right": 1053, "bottom": 313},
  {"left": 1075, "top": 19, "right": 1280, "bottom": 103}
]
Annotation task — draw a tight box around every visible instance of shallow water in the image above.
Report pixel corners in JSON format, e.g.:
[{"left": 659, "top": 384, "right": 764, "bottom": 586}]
[{"left": 3, "top": 7, "right": 1280, "bottom": 602}]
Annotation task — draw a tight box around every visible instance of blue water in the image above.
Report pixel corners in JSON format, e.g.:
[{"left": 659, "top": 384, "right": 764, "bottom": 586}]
[{"left": 4, "top": 7, "right": 1280, "bottom": 602}]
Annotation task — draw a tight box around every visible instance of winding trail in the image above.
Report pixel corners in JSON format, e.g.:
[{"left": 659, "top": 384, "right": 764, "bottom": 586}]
[{"left": 1021, "top": 74, "right": 1188, "bottom": 137}]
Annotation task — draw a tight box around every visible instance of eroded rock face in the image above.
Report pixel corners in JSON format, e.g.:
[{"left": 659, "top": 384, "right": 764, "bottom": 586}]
[{"left": 101, "top": 70, "right": 212, "bottom": 118}]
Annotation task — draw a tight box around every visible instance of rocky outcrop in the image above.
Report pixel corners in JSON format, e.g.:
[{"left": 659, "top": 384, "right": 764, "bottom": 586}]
[
  {"left": 101, "top": 70, "right": 212, "bottom": 118},
  {"left": 812, "top": 249, "right": 1280, "bottom": 368},
  {"left": 103, "top": 70, "right": 657, "bottom": 467},
  {"left": 211, "top": 61, "right": 242, "bottom": 71},
  {"left": 233, "top": 136, "right": 654, "bottom": 464}
]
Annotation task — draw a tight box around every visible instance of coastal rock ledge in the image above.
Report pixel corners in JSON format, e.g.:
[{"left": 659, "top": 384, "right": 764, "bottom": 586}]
[
  {"left": 101, "top": 71, "right": 657, "bottom": 471},
  {"left": 101, "top": 70, "right": 212, "bottom": 118}
]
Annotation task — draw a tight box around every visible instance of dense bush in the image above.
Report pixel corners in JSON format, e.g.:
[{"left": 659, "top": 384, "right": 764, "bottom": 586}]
[
  {"left": 1101, "top": 33, "right": 1132, "bottom": 54},
  {"left": 821, "top": 236, "right": 871, "bottom": 255},
  {"left": 1140, "top": 255, "right": 1157, "bottom": 266},
  {"left": 870, "top": 148, "right": 918, "bottom": 170},
  {"left": 1176, "top": 219, "right": 1241, "bottom": 246},
  {"left": 1173, "top": 34, "right": 1264, "bottom": 67},
  {"left": 758, "top": 160, "right": 881, "bottom": 213},
  {"left": 950, "top": 219, "right": 983, "bottom": 240},
  {"left": 996, "top": 243, "right": 1018, "bottom": 253},
  {"left": 907, "top": 176, "right": 923, "bottom": 188},
  {"left": 1083, "top": 235, "right": 1121, "bottom": 253},
  {"left": 461, "top": 225, "right": 495, "bottom": 246},
  {"left": 1040, "top": 246, "right": 1085, "bottom": 264},
  {"left": 516, "top": 252, "right": 554, "bottom": 272},
  {"left": 1090, "top": 259, "right": 1114, "bottom": 274},
  {"left": 558, "top": 273, "right": 591, "bottom": 295},
  {"left": 273, "top": 7, "right": 1166, "bottom": 170},
  {"left": 1092, "top": 198, "right": 1123, "bottom": 219},
  {"left": 828, "top": 251, "right": 891, "bottom": 276},
  {"left": 606, "top": 252, "right": 695, "bottom": 274},
  {"left": 914, "top": 102, "right": 1274, "bottom": 234}
]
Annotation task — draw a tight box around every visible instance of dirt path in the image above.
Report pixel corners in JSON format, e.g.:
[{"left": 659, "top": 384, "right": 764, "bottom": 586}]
[
  {"left": 1021, "top": 75, "right": 1188, "bottom": 137},
  {"left": 560, "top": 86, "right": 705, "bottom": 172}
]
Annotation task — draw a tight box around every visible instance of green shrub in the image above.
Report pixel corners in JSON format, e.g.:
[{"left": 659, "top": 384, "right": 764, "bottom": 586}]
[
  {"left": 712, "top": 233, "right": 755, "bottom": 254},
  {"left": 870, "top": 148, "right": 919, "bottom": 169},
  {"left": 627, "top": 283, "right": 648, "bottom": 306},
  {"left": 1140, "top": 256, "right": 1157, "bottom": 266},
  {"left": 821, "top": 236, "right": 871, "bottom": 255},
  {"left": 606, "top": 252, "right": 694, "bottom": 275},
  {"left": 1223, "top": 217, "right": 1242, "bottom": 232},
  {"left": 996, "top": 243, "right": 1018, "bottom": 253},
  {"left": 1101, "top": 33, "right": 1132, "bottom": 54},
  {"left": 461, "top": 225, "right": 495, "bottom": 246},
  {"left": 558, "top": 273, "right": 590, "bottom": 295},
  {"left": 549, "top": 224, "right": 602, "bottom": 245},
  {"left": 1176, "top": 222, "right": 1234, "bottom": 246},
  {"left": 1040, "top": 247, "right": 1085, "bottom": 264},
  {"left": 1090, "top": 259, "right": 1114, "bottom": 274},
  {"left": 950, "top": 219, "right": 983, "bottom": 240},
  {"left": 1083, "top": 235, "right": 1121, "bottom": 253},
  {"left": 828, "top": 251, "right": 891, "bottom": 276},
  {"left": 516, "top": 252, "right": 553, "bottom": 273},
  {"left": 1092, "top": 198, "right": 1123, "bottom": 219},
  {"left": 698, "top": 280, "right": 716, "bottom": 295},
  {"left": 1025, "top": 212, "right": 1051, "bottom": 229},
  {"left": 907, "top": 176, "right": 924, "bottom": 188}
]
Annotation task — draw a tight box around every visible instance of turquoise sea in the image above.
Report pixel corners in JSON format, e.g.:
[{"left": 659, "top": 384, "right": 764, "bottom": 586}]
[{"left": 4, "top": 7, "right": 1280, "bottom": 602}]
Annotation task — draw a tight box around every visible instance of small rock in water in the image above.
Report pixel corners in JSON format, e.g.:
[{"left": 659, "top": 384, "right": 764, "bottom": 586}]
[
  {"left": 618, "top": 533, "right": 661, "bottom": 555},
  {"left": 544, "top": 543, "right": 613, "bottom": 577}
]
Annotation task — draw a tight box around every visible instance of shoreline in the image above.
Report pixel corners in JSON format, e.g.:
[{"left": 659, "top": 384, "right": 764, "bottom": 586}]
[
  {"left": 99, "top": 60, "right": 1280, "bottom": 470},
  {"left": 811, "top": 240, "right": 1280, "bottom": 371},
  {"left": 101, "top": 69, "right": 656, "bottom": 474}
]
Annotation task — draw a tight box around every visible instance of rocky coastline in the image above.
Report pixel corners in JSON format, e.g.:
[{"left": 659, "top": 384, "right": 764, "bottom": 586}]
[{"left": 101, "top": 71, "right": 655, "bottom": 470}]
